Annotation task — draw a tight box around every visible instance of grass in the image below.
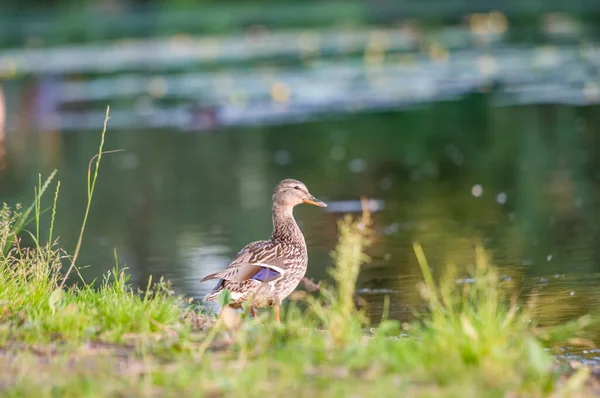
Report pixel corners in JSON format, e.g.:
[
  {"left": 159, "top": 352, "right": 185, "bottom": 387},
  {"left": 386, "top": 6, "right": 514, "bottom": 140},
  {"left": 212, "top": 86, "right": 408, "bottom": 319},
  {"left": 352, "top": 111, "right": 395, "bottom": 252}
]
[
  {"left": 0, "top": 204, "right": 186, "bottom": 345},
  {"left": 0, "top": 110, "right": 596, "bottom": 397}
]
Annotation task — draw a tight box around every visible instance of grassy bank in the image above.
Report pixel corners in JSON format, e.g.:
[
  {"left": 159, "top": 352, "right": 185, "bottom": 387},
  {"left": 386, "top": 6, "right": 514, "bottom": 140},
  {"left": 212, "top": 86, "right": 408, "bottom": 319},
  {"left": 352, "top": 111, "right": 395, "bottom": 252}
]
[{"left": 0, "top": 114, "right": 596, "bottom": 397}]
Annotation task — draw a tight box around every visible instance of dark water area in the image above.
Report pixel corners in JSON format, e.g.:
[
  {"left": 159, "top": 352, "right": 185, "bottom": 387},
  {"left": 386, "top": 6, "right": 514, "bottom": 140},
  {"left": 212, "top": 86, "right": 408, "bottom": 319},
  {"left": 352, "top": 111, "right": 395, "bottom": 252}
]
[{"left": 2, "top": 97, "right": 600, "bottom": 344}]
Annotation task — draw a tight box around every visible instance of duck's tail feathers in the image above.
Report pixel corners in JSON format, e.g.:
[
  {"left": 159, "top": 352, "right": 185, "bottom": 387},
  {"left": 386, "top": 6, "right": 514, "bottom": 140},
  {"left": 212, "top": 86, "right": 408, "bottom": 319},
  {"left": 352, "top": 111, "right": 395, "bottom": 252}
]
[{"left": 200, "top": 272, "right": 220, "bottom": 283}]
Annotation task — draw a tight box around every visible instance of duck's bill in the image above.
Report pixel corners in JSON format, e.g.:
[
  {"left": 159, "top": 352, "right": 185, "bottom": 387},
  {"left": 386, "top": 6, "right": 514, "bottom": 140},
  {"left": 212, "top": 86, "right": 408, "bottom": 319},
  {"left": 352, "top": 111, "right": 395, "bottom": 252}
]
[{"left": 303, "top": 195, "right": 327, "bottom": 207}]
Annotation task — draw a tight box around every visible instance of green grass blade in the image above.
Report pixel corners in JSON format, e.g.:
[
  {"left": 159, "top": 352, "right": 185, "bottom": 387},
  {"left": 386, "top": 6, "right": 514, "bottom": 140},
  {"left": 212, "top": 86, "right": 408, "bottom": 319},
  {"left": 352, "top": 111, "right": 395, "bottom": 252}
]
[{"left": 3, "top": 170, "right": 57, "bottom": 255}]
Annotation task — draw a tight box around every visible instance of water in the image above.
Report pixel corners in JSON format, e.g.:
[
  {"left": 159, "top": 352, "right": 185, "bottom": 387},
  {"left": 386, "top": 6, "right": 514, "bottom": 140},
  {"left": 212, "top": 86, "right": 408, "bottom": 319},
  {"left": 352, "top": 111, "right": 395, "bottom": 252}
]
[
  {"left": 4, "top": 21, "right": 600, "bottom": 133},
  {"left": 2, "top": 100, "right": 600, "bottom": 343}
]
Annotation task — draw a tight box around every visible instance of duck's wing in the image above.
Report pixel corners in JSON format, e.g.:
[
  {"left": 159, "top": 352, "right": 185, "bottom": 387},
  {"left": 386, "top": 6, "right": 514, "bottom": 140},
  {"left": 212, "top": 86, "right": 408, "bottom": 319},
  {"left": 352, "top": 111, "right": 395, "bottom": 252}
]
[{"left": 200, "top": 240, "right": 286, "bottom": 284}]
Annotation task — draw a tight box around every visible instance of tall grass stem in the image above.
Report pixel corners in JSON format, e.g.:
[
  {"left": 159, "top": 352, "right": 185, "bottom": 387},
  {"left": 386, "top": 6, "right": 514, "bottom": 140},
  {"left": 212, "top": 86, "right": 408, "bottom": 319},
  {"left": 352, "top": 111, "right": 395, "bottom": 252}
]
[{"left": 60, "top": 106, "right": 122, "bottom": 288}]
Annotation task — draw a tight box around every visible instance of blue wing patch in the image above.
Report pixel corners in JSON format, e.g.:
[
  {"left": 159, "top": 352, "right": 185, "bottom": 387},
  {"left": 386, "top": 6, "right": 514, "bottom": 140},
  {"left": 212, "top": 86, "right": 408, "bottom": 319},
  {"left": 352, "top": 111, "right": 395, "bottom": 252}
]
[{"left": 251, "top": 267, "right": 281, "bottom": 282}]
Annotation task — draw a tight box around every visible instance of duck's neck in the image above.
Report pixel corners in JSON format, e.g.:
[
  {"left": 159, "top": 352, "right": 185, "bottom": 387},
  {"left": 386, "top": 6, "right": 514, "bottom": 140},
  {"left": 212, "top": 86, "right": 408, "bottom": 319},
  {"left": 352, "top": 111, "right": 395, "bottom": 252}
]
[{"left": 271, "top": 204, "right": 304, "bottom": 245}]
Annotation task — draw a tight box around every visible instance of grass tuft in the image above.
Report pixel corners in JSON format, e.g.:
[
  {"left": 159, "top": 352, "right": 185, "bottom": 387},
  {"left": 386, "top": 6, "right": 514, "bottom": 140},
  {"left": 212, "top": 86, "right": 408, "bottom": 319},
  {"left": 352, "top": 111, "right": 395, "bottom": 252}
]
[
  {"left": 0, "top": 204, "right": 187, "bottom": 345},
  {"left": 407, "top": 241, "right": 555, "bottom": 393},
  {"left": 303, "top": 197, "right": 374, "bottom": 347}
]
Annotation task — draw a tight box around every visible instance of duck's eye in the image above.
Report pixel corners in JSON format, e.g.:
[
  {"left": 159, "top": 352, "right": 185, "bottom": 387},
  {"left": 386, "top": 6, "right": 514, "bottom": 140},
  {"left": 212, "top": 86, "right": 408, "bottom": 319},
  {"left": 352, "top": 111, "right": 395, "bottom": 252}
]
[{"left": 294, "top": 186, "right": 300, "bottom": 190}]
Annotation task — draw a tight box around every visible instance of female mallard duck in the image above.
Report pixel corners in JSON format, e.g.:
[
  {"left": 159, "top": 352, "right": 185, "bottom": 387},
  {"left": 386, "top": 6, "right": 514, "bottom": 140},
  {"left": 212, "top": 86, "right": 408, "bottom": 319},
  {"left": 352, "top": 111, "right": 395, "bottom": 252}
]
[{"left": 201, "top": 179, "right": 326, "bottom": 322}]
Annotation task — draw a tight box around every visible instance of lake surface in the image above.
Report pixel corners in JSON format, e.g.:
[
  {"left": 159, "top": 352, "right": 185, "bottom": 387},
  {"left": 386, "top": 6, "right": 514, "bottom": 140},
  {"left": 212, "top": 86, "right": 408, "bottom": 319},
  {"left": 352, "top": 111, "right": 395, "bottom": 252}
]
[{"left": 2, "top": 99, "right": 600, "bottom": 345}]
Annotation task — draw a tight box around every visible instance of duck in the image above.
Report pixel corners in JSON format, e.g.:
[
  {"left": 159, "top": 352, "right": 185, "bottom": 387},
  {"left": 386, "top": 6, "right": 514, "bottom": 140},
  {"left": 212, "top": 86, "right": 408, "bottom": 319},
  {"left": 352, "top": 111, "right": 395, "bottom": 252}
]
[{"left": 201, "top": 178, "right": 327, "bottom": 322}]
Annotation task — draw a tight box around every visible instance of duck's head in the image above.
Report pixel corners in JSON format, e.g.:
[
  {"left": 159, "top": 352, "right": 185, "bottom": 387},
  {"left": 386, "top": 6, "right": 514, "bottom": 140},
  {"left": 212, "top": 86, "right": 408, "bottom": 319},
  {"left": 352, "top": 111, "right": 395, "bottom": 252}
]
[{"left": 272, "top": 179, "right": 327, "bottom": 209}]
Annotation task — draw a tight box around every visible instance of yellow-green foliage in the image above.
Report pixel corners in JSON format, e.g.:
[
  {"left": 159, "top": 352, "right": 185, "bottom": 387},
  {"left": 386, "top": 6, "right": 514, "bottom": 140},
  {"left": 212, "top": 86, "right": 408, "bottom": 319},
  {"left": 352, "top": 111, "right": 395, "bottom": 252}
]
[
  {"left": 329, "top": 198, "right": 373, "bottom": 316},
  {"left": 409, "top": 242, "right": 555, "bottom": 392},
  {"left": 304, "top": 198, "right": 373, "bottom": 347},
  {"left": 0, "top": 204, "right": 64, "bottom": 340}
]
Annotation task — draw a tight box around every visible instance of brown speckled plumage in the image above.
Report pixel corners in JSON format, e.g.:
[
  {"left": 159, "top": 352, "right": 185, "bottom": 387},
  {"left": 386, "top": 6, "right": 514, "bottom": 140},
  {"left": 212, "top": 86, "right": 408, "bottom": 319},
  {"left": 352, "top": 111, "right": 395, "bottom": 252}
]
[{"left": 201, "top": 179, "right": 326, "bottom": 319}]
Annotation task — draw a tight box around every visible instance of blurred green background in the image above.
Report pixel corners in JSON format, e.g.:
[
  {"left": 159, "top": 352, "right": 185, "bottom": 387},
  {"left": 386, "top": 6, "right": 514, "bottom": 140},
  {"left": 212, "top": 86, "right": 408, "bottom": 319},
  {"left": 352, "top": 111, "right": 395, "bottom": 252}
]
[{"left": 1, "top": 1, "right": 600, "bottom": 334}]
